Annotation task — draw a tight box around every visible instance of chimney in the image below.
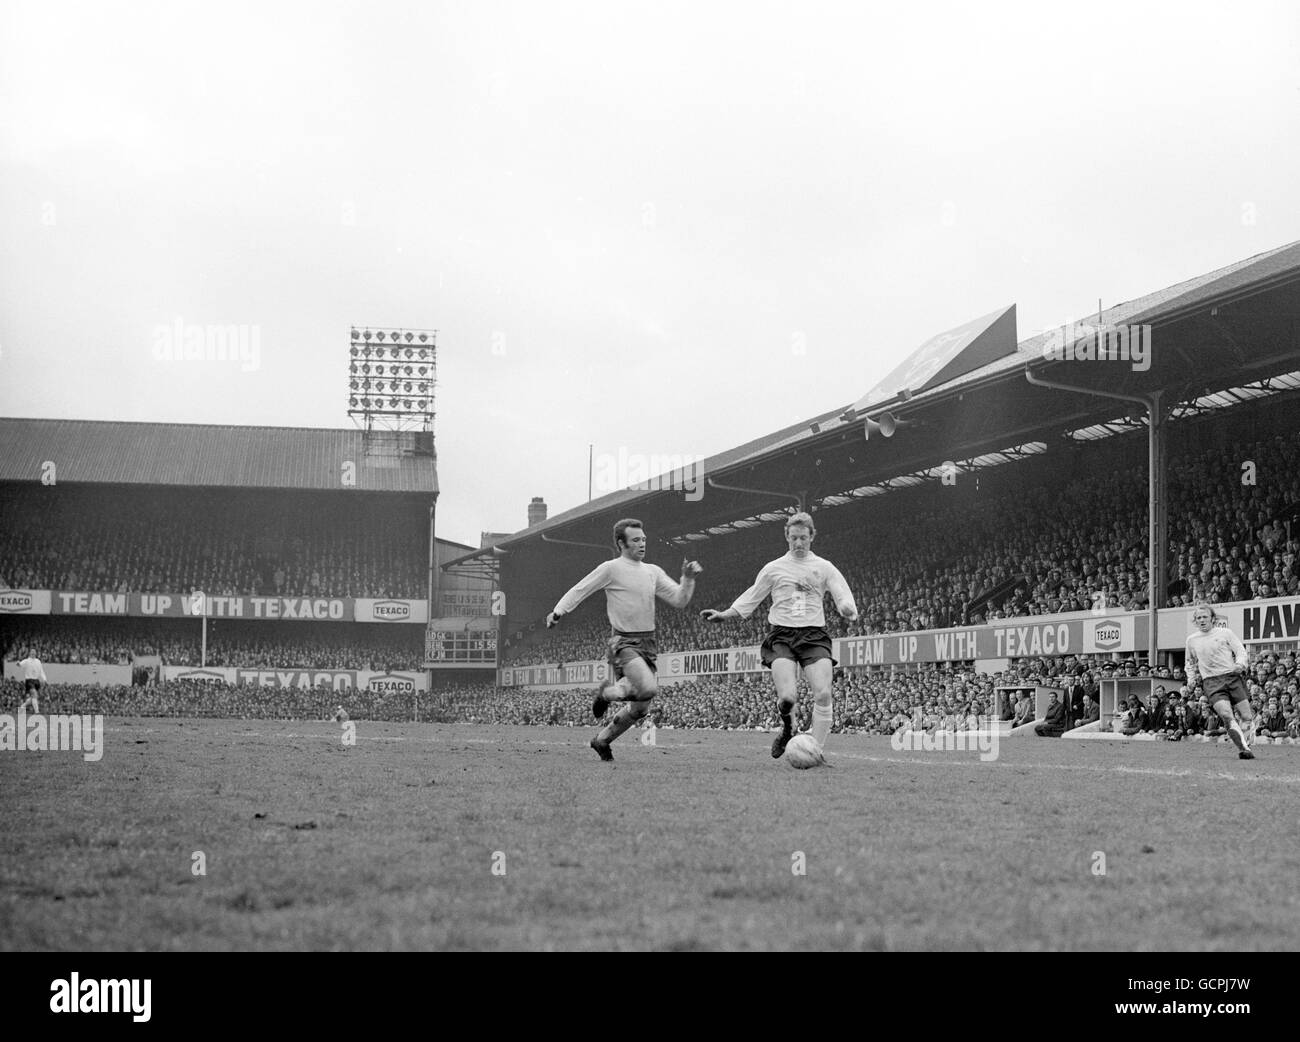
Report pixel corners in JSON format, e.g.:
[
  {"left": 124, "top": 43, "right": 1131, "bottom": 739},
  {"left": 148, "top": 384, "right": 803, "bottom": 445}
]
[{"left": 528, "top": 497, "right": 547, "bottom": 527}]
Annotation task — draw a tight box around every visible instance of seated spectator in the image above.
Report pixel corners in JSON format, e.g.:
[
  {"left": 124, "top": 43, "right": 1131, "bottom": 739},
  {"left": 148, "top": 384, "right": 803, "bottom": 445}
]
[
  {"left": 1012, "top": 690, "right": 1035, "bottom": 727},
  {"left": 1120, "top": 696, "right": 1148, "bottom": 736},
  {"left": 1256, "top": 697, "right": 1287, "bottom": 741},
  {"left": 1201, "top": 697, "right": 1225, "bottom": 737},
  {"left": 1143, "top": 691, "right": 1167, "bottom": 734},
  {"left": 1034, "top": 691, "right": 1067, "bottom": 737},
  {"left": 1157, "top": 697, "right": 1183, "bottom": 739},
  {"left": 1074, "top": 694, "right": 1100, "bottom": 728}
]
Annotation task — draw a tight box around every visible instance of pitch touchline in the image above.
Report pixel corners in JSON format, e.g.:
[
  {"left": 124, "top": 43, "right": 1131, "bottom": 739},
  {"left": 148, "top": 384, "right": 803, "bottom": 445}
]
[{"left": 826, "top": 749, "right": 1300, "bottom": 784}]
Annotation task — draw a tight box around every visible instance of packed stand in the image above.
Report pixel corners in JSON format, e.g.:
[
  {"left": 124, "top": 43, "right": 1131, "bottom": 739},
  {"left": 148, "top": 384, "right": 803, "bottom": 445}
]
[
  {"left": 1, "top": 618, "right": 425, "bottom": 671},
  {"left": 0, "top": 485, "right": 426, "bottom": 598},
  {"left": 437, "top": 652, "right": 1300, "bottom": 742},
  {"left": 504, "top": 428, "right": 1300, "bottom": 664},
  {"left": 1, "top": 678, "right": 418, "bottom": 722}
]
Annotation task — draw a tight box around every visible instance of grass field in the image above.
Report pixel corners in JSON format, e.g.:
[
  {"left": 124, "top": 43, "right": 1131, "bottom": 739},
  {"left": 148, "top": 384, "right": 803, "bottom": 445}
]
[{"left": 2, "top": 719, "right": 1298, "bottom": 951}]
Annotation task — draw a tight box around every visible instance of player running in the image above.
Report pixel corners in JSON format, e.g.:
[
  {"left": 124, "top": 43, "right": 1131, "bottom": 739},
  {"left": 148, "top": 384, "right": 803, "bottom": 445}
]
[
  {"left": 700, "top": 511, "right": 857, "bottom": 764},
  {"left": 1185, "top": 603, "right": 1255, "bottom": 760},
  {"left": 17, "top": 648, "right": 47, "bottom": 713},
  {"left": 545, "top": 518, "right": 702, "bottom": 761}
]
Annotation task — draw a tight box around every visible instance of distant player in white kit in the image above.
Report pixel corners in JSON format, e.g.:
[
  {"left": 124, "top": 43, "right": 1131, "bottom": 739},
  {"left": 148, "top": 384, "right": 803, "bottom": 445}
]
[
  {"left": 1185, "top": 603, "right": 1255, "bottom": 760},
  {"left": 17, "top": 648, "right": 47, "bottom": 713},
  {"left": 546, "top": 518, "right": 702, "bottom": 761},
  {"left": 700, "top": 511, "right": 857, "bottom": 764}
]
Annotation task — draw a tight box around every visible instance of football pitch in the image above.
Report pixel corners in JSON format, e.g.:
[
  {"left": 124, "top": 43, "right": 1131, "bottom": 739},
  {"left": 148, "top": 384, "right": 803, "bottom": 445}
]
[{"left": 2, "top": 720, "right": 1298, "bottom": 951}]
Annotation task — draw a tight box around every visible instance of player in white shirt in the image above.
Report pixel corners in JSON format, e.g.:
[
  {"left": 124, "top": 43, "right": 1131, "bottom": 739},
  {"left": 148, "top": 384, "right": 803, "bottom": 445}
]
[
  {"left": 546, "top": 518, "right": 701, "bottom": 761},
  {"left": 1185, "top": 603, "right": 1255, "bottom": 759},
  {"left": 17, "top": 649, "right": 48, "bottom": 713},
  {"left": 700, "top": 511, "right": 858, "bottom": 764}
]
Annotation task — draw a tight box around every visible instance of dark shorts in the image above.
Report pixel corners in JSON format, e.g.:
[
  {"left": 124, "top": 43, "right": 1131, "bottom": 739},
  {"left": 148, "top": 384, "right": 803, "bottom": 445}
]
[
  {"left": 24, "top": 678, "right": 42, "bottom": 693},
  {"left": 607, "top": 631, "right": 657, "bottom": 679},
  {"left": 761, "top": 625, "right": 836, "bottom": 669},
  {"left": 1203, "top": 672, "right": 1250, "bottom": 707}
]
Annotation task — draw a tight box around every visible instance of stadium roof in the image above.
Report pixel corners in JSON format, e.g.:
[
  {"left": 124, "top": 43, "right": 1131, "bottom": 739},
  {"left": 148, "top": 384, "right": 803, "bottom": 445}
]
[
  {"left": 446, "top": 239, "right": 1300, "bottom": 569},
  {"left": 0, "top": 418, "right": 438, "bottom": 494}
]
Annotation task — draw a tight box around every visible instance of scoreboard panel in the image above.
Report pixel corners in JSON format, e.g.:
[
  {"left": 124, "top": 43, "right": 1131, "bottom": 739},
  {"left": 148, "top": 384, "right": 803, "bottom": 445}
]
[{"left": 424, "top": 627, "right": 497, "bottom": 668}]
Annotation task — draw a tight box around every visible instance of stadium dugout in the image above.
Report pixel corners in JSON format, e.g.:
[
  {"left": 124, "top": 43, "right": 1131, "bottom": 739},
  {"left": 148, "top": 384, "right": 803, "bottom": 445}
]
[{"left": 446, "top": 241, "right": 1300, "bottom": 706}]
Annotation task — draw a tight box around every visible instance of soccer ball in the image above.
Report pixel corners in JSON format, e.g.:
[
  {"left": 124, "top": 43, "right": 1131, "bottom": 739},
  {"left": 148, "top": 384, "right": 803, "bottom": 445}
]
[{"left": 784, "top": 733, "right": 825, "bottom": 769}]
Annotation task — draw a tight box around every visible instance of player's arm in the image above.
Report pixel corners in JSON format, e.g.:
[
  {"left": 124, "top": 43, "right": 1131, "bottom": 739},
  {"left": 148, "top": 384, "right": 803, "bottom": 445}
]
[
  {"left": 1227, "top": 630, "right": 1249, "bottom": 673},
  {"left": 546, "top": 561, "right": 612, "bottom": 627},
  {"left": 1184, "top": 638, "right": 1201, "bottom": 689},
  {"left": 655, "top": 559, "right": 703, "bottom": 609},
  {"left": 826, "top": 564, "right": 859, "bottom": 621},
  {"left": 700, "top": 566, "right": 773, "bottom": 622}
]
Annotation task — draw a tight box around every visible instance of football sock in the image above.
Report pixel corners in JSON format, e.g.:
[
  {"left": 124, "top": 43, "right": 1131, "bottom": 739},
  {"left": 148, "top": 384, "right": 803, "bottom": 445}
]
[
  {"left": 1226, "top": 719, "right": 1246, "bottom": 752},
  {"left": 811, "top": 702, "right": 833, "bottom": 748},
  {"left": 778, "top": 699, "right": 794, "bottom": 734},
  {"left": 598, "top": 705, "right": 639, "bottom": 744}
]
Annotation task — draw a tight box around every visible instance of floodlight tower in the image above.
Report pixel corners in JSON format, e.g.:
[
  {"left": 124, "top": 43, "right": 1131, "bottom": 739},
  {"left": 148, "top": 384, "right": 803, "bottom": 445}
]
[{"left": 347, "top": 327, "right": 437, "bottom": 434}]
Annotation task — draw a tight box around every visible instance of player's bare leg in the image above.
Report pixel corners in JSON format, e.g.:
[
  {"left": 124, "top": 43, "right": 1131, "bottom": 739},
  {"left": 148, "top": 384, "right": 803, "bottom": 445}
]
[
  {"left": 592, "top": 656, "right": 656, "bottom": 761},
  {"left": 770, "top": 658, "right": 799, "bottom": 758},
  {"left": 593, "top": 674, "right": 636, "bottom": 719},
  {"left": 1233, "top": 697, "right": 1256, "bottom": 753},
  {"left": 804, "top": 658, "right": 834, "bottom": 750},
  {"left": 1212, "top": 697, "right": 1253, "bottom": 759}
]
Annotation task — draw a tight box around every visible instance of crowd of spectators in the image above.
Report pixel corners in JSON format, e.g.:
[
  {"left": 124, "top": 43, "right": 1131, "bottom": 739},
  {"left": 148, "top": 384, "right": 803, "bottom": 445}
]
[
  {"left": 0, "top": 486, "right": 426, "bottom": 598},
  {"left": 1, "top": 619, "right": 424, "bottom": 671},
  {"left": 504, "top": 429, "right": 1299, "bottom": 665},
  {"left": 5, "top": 650, "right": 1296, "bottom": 741},
  {"left": 432, "top": 658, "right": 1071, "bottom": 733},
  {"left": 0, "top": 678, "right": 419, "bottom": 722},
  {"left": 432, "top": 650, "right": 1300, "bottom": 742},
  {"left": 0, "top": 619, "right": 142, "bottom": 665}
]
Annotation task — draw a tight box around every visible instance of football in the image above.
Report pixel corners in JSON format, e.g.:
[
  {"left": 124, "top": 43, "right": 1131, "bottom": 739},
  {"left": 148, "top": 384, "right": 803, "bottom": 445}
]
[{"left": 784, "top": 733, "right": 825, "bottom": 769}]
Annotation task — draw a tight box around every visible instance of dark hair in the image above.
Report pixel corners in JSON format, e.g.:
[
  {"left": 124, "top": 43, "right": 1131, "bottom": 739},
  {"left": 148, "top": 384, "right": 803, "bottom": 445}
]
[{"left": 613, "top": 518, "right": 644, "bottom": 550}]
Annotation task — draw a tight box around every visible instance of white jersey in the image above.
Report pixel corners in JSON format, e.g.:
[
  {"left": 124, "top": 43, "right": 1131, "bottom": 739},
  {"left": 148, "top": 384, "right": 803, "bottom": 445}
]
[
  {"left": 1184, "top": 626, "right": 1248, "bottom": 686},
  {"left": 18, "top": 656, "right": 48, "bottom": 683},
  {"left": 553, "top": 556, "right": 692, "bottom": 633},
  {"left": 728, "top": 551, "right": 856, "bottom": 628}
]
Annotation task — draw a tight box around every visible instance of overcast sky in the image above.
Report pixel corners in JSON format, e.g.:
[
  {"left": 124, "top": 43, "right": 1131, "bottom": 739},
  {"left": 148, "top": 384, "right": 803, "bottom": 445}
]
[{"left": 2, "top": 0, "right": 1298, "bottom": 546}]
